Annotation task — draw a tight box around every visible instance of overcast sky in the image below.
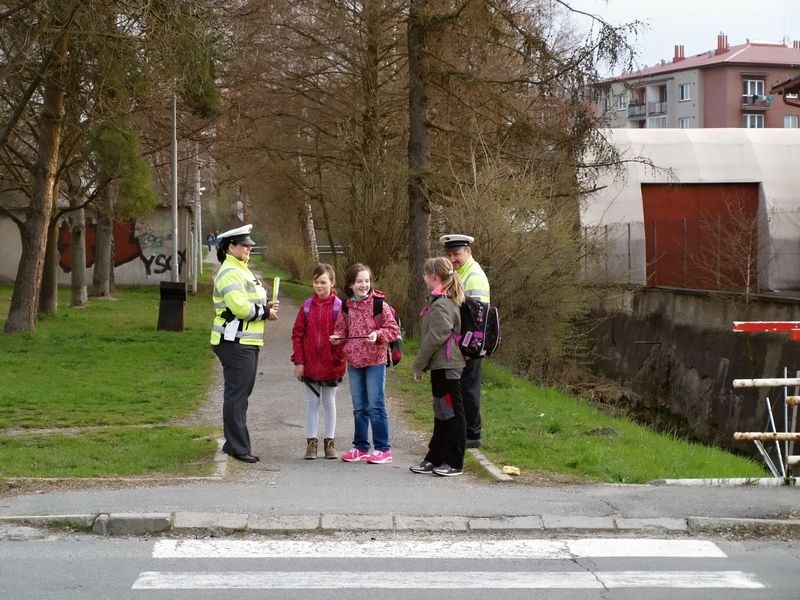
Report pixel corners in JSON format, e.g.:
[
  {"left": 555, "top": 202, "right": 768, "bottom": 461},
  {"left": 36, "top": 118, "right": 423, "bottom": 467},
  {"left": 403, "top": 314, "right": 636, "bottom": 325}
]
[{"left": 567, "top": 0, "right": 800, "bottom": 71}]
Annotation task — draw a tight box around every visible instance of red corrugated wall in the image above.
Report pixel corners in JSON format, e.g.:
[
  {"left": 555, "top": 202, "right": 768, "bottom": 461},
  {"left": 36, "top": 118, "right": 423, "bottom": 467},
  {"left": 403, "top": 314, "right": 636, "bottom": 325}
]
[{"left": 641, "top": 183, "right": 760, "bottom": 291}]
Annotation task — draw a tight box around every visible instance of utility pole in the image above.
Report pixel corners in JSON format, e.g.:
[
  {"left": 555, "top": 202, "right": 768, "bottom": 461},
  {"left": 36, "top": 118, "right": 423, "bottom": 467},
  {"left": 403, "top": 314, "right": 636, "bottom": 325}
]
[{"left": 171, "top": 94, "right": 179, "bottom": 282}]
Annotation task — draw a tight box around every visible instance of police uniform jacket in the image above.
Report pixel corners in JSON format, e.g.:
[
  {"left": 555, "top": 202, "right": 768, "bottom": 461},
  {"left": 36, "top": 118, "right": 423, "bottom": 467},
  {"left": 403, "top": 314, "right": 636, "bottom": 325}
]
[{"left": 210, "top": 255, "right": 269, "bottom": 346}]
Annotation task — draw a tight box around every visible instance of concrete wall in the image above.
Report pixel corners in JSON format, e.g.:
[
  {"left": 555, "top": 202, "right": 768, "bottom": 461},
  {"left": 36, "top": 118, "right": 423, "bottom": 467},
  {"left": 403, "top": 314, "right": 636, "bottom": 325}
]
[
  {"left": 592, "top": 286, "right": 800, "bottom": 455},
  {"left": 0, "top": 206, "right": 196, "bottom": 286}
]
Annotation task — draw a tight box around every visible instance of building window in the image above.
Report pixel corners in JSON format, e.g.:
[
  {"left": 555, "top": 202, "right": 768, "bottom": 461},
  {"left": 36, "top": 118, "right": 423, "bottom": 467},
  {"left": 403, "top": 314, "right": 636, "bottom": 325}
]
[
  {"left": 678, "top": 117, "right": 692, "bottom": 128},
  {"left": 742, "top": 79, "right": 765, "bottom": 101},
  {"left": 784, "top": 115, "right": 799, "bottom": 128},
  {"left": 616, "top": 94, "right": 628, "bottom": 110},
  {"left": 679, "top": 83, "right": 691, "bottom": 101},
  {"left": 647, "top": 115, "right": 668, "bottom": 128},
  {"left": 742, "top": 113, "right": 764, "bottom": 128}
]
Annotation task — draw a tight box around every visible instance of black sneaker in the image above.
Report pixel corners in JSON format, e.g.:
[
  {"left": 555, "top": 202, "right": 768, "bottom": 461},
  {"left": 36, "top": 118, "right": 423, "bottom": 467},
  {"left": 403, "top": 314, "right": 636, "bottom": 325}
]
[
  {"left": 433, "top": 464, "right": 463, "bottom": 477},
  {"left": 465, "top": 438, "right": 482, "bottom": 449},
  {"left": 409, "top": 460, "right": 435, "bottom": 474}
]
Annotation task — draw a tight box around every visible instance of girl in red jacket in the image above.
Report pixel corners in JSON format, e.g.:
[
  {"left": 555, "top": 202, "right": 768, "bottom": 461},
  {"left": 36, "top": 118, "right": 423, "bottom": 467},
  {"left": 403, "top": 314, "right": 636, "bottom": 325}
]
[{"left": 291, "top": 264, "right": 347, "bottom": 460}]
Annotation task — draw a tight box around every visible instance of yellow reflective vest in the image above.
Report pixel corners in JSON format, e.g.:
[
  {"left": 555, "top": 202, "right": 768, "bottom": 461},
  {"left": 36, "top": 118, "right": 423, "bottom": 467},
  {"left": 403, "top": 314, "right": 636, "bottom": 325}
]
[
  {"left": 210, "top": 255, "right": 268, "bottom": 346},
  {"left": 456, "top": 256, "right": 490, "bottom": 303}
]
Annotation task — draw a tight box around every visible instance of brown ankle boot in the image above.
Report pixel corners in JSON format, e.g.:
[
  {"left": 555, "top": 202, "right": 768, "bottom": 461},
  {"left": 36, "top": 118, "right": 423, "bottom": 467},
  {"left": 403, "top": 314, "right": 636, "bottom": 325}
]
[
  {"left": 323, "top": 438, "right": 337, "bottom": 459},
  {"left": 304, "top": 438, "right": 318, "bottom": 460}
]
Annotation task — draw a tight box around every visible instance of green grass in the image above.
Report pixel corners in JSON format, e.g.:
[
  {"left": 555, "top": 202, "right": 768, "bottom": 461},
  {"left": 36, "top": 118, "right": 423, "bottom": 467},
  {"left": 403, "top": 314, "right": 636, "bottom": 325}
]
[
  {"left": 0, "top": 273, "right": 769, "bottom": 483},
  {"left": 0, "top": 426, "right": 218, "bottom": 477},
  {"left": 391, "top": 339, "right": 768, "bottom": 483},
  {"left": 0, "top": 282, "right": 219, "bottom": 477}
]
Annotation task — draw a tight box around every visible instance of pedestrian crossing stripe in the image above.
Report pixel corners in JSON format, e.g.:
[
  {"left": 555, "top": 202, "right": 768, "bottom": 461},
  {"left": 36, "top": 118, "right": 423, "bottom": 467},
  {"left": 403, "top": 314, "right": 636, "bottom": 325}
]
[
  {"left": 152, "top": 538, "right": 728, "bottom": 559},
  {"left": 132, "top": 570, "right": 764, "bottom": 590}
]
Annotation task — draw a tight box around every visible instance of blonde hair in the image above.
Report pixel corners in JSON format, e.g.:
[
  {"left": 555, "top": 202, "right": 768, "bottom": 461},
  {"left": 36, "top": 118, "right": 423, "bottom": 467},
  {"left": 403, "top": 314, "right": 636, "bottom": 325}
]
[{"left": 424, "top": 257, "right": 464, "bottom": 305}]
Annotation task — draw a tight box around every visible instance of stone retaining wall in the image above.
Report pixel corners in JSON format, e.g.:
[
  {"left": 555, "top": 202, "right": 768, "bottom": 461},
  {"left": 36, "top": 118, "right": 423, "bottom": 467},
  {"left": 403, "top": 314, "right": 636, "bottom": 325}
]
[{"left": 591, "top": 287, "right": 800, "bottom": 454}]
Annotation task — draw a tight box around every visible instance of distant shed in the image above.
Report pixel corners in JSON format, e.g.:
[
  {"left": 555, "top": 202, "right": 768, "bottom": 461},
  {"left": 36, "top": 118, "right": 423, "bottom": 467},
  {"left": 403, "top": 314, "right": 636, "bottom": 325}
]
[{"left": 582, "top": 129, "right": 800, "bottom": 292}]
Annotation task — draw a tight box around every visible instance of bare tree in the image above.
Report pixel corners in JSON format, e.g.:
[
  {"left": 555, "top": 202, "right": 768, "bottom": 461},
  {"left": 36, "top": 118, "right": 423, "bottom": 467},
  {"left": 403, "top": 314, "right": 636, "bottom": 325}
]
[
  {"left": 3, "top": 7, "right": 72, "bottom": 333},
  {"left": 0, "top": 0, "right": 224, "bottom": 332}
]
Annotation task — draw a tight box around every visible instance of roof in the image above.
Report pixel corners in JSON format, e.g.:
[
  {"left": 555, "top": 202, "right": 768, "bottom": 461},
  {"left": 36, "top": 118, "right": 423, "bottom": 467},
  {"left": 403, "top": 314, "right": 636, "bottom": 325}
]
[{"left": 610, "top": 42, "right": 800, "bottom": 82}]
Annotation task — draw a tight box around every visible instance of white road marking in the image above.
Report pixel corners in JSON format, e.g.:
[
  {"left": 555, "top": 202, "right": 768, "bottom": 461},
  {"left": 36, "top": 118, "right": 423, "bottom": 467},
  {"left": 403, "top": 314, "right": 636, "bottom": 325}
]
[
  {"left": 131, "top": 570, "right": 764, "bottom": 590},
  {"left": 152, "top": 538, "right": 727, "bottom": 559}
]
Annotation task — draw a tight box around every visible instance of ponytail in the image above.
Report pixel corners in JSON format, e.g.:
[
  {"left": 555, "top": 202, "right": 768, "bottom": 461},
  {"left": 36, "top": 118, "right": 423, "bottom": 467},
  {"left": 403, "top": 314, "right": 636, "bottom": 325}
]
[{"left": 424, "top": 257, "right": 465, "bottom": 305}]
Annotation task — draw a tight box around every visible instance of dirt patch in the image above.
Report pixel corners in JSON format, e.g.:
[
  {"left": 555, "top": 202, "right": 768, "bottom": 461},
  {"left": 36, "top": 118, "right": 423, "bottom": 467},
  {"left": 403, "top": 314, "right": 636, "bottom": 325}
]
[{"left": 0, "top": 476, "right": 198, "bottom": 500}]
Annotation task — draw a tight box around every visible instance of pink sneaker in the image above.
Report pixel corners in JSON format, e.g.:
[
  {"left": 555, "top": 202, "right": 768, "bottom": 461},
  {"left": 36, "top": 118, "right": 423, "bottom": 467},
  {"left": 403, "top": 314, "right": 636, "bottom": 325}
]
[
  {"left": 366, "top": 449, "right": 393, "bottom": 464},
  {"left": 341, "top": 447, "right": 370, "bottom": 462}
]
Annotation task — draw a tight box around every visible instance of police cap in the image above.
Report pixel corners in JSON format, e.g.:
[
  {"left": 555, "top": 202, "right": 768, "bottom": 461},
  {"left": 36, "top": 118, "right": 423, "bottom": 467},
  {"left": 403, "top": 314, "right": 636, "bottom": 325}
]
[
  {"left": 439, "top": 234, "right": 474, "bottom": 250},
  {"left": 217, "top": 224, "right": 256, "bottom": 247}
]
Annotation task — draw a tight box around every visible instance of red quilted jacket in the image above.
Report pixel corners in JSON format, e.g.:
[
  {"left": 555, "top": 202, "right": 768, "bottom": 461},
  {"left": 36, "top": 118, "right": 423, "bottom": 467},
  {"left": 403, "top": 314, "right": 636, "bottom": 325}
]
[{"left": 290, "top": 294, "right": 346, "bottom": 382}]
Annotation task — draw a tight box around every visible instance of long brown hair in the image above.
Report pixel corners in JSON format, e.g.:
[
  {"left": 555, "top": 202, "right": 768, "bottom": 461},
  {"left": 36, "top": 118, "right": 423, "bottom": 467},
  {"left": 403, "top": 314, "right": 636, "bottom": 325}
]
[{"left": 343, "top": 263, "right": 372, "bottom": 298}]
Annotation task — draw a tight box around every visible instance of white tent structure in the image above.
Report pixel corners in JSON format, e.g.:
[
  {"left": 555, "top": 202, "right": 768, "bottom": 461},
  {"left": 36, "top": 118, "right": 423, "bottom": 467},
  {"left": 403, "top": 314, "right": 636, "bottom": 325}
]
[{"left": 581, "top": 129, "right": 800, "bottom": 291}]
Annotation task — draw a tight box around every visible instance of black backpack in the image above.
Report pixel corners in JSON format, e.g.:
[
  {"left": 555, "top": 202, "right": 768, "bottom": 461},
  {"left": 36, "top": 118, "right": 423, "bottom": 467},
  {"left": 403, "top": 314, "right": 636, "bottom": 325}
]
[
  {"left": 457, "top": 295, "right": 500, "bottom": 359},
  {"left": 342, "top": 296, "right": 404, "bottom": 367}
]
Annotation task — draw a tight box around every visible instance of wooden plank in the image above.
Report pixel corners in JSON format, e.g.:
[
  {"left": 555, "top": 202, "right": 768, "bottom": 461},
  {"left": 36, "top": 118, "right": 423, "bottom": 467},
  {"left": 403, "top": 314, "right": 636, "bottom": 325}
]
[
  {"left": 732, "top": 378, "right": 800, "bottom": 388},
  {"left": 733, "top": 432, "right": 800, "bottom": 442}
]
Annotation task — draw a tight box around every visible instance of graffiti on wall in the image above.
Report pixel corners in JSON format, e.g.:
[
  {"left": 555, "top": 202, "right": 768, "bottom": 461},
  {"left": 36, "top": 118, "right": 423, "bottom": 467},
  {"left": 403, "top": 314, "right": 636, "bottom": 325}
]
[{"left": 58, "top": 219, "right": 186, "bottom": 276}]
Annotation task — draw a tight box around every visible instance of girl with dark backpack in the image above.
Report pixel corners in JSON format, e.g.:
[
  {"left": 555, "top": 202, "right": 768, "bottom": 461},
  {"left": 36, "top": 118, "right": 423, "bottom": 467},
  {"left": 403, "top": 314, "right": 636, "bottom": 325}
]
[
  {"left": 291, "top": 264, "right": 346, "bottom": 460},
  {"left": 330, "top": 263, "right": 400, "bottom": 464},
  {"left": 410, "top": 257, "right": 467, "bottom": 477}
]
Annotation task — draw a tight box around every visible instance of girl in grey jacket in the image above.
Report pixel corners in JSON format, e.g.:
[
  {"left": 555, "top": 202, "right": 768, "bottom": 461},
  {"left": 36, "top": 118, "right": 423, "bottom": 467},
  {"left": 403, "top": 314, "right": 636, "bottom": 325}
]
[{"left": 411, "top": 257, "right": 467, "bottom": 477}]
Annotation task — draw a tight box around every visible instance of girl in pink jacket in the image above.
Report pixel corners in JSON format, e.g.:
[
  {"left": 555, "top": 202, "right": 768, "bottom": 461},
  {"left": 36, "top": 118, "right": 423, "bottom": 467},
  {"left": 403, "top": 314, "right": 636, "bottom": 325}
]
[{"left": 331, "top": 263, "right": 400, "bottom": 464}]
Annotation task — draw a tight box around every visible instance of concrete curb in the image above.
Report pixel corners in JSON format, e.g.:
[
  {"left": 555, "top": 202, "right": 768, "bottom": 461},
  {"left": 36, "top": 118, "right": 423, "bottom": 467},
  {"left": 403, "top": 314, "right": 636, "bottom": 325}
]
[{"left": 3, "top": 512, "right": 800, "bottom": 537}]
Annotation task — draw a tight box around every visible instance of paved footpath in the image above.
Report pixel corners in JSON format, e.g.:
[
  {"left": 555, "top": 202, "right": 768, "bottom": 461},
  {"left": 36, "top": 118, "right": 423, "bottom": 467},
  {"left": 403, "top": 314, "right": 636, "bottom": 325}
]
[{"left": 1, "top": 263, "right": 799, "bottom": 537}]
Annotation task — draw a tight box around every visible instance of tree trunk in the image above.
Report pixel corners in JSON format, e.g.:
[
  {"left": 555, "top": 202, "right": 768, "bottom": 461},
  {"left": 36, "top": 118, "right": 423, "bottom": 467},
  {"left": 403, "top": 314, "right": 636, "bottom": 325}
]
[
  {"left": 69, "top": 207, "right": 88, "bottom": 306},
  {"left": 4, "top": 32, "right": 68, "bottom": 334},
  {"left": 304, "top": 200, "right": 319, "bottom": 265},
  {"left": 39, "top": 220, "right": 59, "bottom": 314},
  {"left": 406, "top": 0, "right": 431, "bottom": 334},
  {"left": 91, "top": 183, "right": 113, "bottom": 297}
]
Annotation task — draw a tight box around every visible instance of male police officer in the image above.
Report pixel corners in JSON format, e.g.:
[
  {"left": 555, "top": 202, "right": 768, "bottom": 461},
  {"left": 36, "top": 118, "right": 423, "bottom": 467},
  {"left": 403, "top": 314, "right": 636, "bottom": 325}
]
[{"left": 440, "top": 234, "right": 490, "bottom": 448}]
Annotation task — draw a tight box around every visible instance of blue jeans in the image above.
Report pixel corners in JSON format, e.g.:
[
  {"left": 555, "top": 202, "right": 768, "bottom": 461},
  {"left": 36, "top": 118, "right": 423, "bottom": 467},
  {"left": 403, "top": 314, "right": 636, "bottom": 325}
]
[{"left": 347, "top": 364, "right": 390, "bottom": 452}]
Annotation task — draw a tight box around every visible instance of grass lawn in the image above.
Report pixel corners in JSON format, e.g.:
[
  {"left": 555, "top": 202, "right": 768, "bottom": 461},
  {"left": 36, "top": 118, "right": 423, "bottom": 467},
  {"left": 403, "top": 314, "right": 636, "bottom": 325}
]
[
  {"left": 390, "top": 343, "right": 768, "bottom": 484},
  {"left": 0, "top": 282, "right": 219, "bottom": 478},
  {"left": 0, "top": 265, "right": 768, "bottom": 483}
]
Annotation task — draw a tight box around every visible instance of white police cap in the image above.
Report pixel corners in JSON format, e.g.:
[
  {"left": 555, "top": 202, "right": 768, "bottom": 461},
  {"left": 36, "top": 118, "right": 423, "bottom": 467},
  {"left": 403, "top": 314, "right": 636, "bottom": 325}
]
[
  {"left": 439, "top": 234, "right": 474, "bottom": 249},
  {"left": 218, "top": 224, "right": 256, "bottom": 246}
]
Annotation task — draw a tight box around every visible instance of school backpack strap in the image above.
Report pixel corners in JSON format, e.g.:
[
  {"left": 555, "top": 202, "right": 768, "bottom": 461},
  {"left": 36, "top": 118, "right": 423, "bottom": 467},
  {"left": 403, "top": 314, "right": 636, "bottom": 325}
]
[
  {"left": 332, "top": 296, "right": 342, "bottom": 321},
  {"left": 373, "top": 295, "right": 403, "bottom": 367},
  {"left": 304, "top": 296, "right": 342, "bottom": 323}
]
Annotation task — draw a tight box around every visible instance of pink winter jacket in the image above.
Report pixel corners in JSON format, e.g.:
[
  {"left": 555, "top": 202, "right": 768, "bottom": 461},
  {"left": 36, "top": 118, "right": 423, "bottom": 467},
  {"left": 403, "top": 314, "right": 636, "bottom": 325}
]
[{"left": 332, "top": 291, "right": 400, "bottom": 368}]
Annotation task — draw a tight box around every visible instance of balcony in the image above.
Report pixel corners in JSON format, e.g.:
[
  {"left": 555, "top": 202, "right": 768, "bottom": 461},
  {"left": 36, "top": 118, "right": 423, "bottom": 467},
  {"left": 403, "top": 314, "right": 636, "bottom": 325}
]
[
  {"left": 627, "top": 103, "right": 646, "bottom": 119},
  {"left": 627, "top": 101, "right": 667, "bottom": 120},
  {"left": 741, "top": 95, "right": 771, "bottom": 111}
]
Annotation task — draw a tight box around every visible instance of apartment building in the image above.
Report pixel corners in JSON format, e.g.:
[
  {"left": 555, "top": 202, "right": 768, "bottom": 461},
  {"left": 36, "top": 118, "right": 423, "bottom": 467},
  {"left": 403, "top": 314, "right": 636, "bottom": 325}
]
[{"left": 598, "top": 34, "right": 800, "bottom": 129}]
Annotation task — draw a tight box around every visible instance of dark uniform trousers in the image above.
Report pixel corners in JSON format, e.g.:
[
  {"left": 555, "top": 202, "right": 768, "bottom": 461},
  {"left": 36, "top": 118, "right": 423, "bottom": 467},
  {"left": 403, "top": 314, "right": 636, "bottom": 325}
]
[
  {"left": 213, "top": 341, "right": 260, "bottom": 456},
  {"left": 461, "top": 356, "right": 482, "bottom": 441}
]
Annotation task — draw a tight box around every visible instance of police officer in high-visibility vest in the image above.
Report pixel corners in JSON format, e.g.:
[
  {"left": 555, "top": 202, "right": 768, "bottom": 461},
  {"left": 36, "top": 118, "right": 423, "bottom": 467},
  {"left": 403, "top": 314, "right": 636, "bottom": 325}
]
[
  {"left": 440, "top": 234, "right": 490, "bottom": 448},
  {"left": 211, "top": 224, "right": 279, "bottom": 463}
]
